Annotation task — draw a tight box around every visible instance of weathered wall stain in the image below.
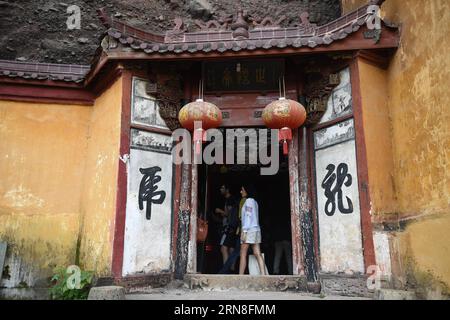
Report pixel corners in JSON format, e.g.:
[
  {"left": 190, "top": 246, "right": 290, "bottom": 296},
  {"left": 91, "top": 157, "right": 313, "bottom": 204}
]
[
  {"left": 404, "top": 215, "right": 450, "bottom": 292},
  {"left": 0, "top": 214, "right": 79, "bottom": 288},
  {"left": 3, "top": 186, "right": 45, "bottom": 210}
]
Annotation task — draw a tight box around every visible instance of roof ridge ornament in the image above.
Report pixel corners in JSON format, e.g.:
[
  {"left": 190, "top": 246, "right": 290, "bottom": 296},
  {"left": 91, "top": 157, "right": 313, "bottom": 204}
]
[
  {"left": 249, "top": 15, "right": 287, "bottom": 29},
  {"left": 97, "top": 7, "right": 112, "bottom": 28},
  {"left": 165, "top": 17, "right": 187, "bottom": 42},
  {"left": 195, "top": 14, "right": 233, "bottom": 31},
  {"left": 231, "top": 9, "right": 250, "bottom": 39},
  {"left": 297, "top": 12, "right": 317, "bottom": 34}
]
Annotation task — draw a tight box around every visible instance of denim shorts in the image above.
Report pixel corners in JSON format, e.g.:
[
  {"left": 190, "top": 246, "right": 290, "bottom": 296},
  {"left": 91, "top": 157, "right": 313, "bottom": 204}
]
[{"left": 242, "top": 230, "right": 261, "bottom": 244}]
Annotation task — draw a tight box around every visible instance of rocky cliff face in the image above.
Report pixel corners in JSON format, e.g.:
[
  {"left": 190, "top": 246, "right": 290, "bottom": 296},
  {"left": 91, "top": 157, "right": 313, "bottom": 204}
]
[{"left": 0, "top": 0, "right": 341, "bottom": 65}]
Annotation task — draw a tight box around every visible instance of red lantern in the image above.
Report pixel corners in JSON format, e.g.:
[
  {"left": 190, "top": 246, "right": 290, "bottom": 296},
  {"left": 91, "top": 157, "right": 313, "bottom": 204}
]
[
  {"left": 178, "top": 98, "right": 222, "bottom": 154},
  {"left": 262, "top": 97, "right": 307, "bottom": 155}
]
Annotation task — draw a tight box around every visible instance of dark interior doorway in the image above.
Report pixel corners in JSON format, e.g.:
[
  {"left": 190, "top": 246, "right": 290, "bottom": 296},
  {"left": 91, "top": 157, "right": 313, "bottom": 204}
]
[{"left": 196, "top": 149, "right": 292, "bottom": 275}]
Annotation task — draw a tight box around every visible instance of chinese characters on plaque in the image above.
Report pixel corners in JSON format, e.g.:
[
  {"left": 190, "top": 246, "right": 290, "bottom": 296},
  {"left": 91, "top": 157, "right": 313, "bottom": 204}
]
[{"left": 204, "top": 59, "right": 284, "bottom": 92}]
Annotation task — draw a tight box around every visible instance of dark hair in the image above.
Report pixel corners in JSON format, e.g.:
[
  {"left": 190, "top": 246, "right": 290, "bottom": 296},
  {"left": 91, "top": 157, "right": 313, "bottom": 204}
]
[{"left": 242, "top": 183, "right": 257, "bottom": 199}]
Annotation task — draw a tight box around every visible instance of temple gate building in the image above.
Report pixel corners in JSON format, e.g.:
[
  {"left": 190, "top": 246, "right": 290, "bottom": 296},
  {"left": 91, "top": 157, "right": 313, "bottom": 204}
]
[{"left": 0, "top": 0, "right": 448, "bottom": 299}]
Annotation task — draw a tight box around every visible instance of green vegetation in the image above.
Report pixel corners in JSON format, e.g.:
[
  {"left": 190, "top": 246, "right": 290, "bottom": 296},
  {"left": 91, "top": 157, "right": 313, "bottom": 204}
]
[{"left": 49, "top": 266, "right": 93, "bottom": 300}]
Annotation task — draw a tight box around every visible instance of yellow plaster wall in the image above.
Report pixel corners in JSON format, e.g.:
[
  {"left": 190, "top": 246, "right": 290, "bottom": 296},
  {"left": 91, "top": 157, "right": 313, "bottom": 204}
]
[
  {"left": 382, "top": 0, "right": 450, "bottom": 217},
  {"left": 391, "top": 0, "right": 450, "bottom": 291},
  {"left": 344, "top": 0, "right": 450, "bottom": 216},
  {"left": 357, "top": 59, "right": 397, "bottom": 217},
  {"left": 0, "top": 100, "right": 91, "bottom": 282},
  {"left": 78, "top": 77, "right": 122, "bottom": 276},
  {"left": 343, "top": 0, "right": 450, "bottom": 290},
  {"left": 0, "top": 77, "right": 123, "bottom": 283}
]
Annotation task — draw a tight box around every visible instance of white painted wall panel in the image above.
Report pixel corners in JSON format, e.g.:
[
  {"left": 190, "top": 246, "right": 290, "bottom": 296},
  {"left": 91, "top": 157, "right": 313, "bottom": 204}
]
[
  {"left": 122, "top": 131, "right": 173, "bottom": 276},
  {"left": 315, "top": 138, "right": 365, "bottom": 273}
]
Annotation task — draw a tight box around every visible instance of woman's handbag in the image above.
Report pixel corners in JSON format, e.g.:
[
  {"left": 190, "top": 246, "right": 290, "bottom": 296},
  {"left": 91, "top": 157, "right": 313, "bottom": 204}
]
[{"left": 197, "top": 216, "right": 208, "bottom": 242}]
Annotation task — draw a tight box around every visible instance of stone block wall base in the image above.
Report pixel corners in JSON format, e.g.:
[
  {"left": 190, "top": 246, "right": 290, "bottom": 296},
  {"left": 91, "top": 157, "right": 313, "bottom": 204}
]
[
  {"left": 0, "top": 288, "right": 49, "bottom": 300},
  {"left": 319, "top": 273, "right": 375, "bottom": 298},
  {"left": 88, "top": 286, "right": 125, "bottom": 300},
  {"left": 107, "top": 273, "right": 173, "bottom": 292},
  {"left": 374, "top": 289, "right": 417, "bottom": 300}
]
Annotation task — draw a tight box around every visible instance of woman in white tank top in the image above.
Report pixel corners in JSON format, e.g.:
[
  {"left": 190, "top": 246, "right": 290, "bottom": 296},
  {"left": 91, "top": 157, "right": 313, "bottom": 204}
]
[{"left": 238, "top": 184, "right": 267, "bottom": 275}]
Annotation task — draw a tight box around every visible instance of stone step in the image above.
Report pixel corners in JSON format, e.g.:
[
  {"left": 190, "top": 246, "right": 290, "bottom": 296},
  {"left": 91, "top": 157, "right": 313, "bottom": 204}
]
[
  {"left": 184, "top": 274, "right": 320, "bottom": 293},
  {"left": 374, "top": 289, "right": 417, "bottom": 300}
]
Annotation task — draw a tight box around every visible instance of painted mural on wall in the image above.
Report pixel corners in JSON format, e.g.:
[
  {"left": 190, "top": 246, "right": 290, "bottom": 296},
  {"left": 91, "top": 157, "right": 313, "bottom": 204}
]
[
  {"left": 314, "top": 118, "right": 355, "bottom": 150},
  {"left": 131, "top": 129, "right": 172, "bottom": 154},
  {"left": 314, "top": 119, "right": 365, "bottom": 273},
  {"left": 132, "top": 77, "right": 169, "bottom": 129},
  {"left": 122, "top": 130, "right": 173, "bottom": 276},
  {"left": 320, "top": 68, "right": 352, "bottom": 124}
]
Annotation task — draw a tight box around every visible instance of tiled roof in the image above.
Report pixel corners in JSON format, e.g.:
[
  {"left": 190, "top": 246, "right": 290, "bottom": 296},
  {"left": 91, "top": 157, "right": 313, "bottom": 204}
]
[
  {"left": 0, "top": 60, "right": 90, "bottom": 83},
  {"left": 100, "top": 4, "right": 385, "bottom": 55},
  {"left": 0, "top": 1, "right": 395, "bottom": 85}
]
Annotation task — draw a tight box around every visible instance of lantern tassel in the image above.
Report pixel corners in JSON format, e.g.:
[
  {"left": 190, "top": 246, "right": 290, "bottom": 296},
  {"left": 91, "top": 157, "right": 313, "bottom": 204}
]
[
  {"left": 279, "top": 127, "right": 292, "bottom": 156},
  {"left": 283, "top": 140, "right": 288, "bottom": 155},
  {"left": 193, "top": 128, "right": 206, "bottom": 155}
]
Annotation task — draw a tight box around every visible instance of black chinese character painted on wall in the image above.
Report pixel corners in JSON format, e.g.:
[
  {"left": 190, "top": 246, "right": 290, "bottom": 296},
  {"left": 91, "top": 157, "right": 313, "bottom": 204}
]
[
  {"left": 138, "top": 166, "right": 166, "bottom": 220},
  {"left": 321, "top": 163, "right": 354, "bottom": 216}
]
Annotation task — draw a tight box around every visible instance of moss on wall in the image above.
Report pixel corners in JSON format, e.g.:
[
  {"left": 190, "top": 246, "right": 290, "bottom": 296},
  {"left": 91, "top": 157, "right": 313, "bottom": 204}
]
[
  {"left": 392, "top": 215, "right": 450, "bottom": 298},
  {"left": 403, "top": 215, "right": 450, "bottom": 295}
]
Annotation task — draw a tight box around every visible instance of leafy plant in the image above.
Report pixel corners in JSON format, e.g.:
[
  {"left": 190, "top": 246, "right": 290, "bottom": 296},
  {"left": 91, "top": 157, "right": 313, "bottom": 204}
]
[{"left": 49, "top": 266, "right": 94, "bottom": 300}]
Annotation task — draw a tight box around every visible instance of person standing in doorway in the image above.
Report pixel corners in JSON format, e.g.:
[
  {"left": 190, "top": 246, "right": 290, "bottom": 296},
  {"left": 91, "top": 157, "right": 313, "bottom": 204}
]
[
  {"left": 273, "top": 222, "right": 293, "bottom": 275},
  {"left": 218, "top": 196, "right": 245, "bottom": 274},
  {"left": 239, "top": 184, "right": 267, "bottom": 275},
  {"left": 215, "top": 184, "right": 238, "bottom": 266}
]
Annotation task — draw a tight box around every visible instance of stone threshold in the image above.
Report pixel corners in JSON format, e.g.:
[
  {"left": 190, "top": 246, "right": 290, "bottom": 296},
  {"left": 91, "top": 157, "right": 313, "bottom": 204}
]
[{"left": 184, "top": 274, "right": 320, "bottom": 293}]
